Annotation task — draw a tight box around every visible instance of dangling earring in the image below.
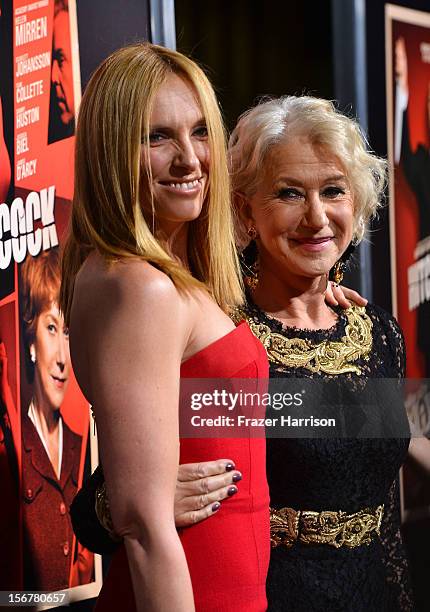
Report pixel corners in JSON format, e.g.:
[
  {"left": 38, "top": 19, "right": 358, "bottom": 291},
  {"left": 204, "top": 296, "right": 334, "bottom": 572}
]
[
  {"left": 30, "top": 346, "right": 36, "bottom": 363},
  {"left": 243, "top": 226, "right": 260, "bottom": 291},
  {"left": 330, "top": 260, "right": 345, "bottom": 286},
  {"left": 329, "top": 243, "right": 356, "bottom": 286},
  {"left": 244, "top": 259, "right": 259, "bottom": 291}
]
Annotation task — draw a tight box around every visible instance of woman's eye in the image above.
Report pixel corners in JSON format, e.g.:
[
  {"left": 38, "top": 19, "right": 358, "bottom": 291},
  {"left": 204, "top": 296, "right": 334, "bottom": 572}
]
[
  {"left": 277, "top": 188, "right": 303, "bottom": 200},
  {"left": 63, "top": 327, "right": 70, "bottom": 339},
  {"left": 193, "top": 125, "right": 208, "bottom": 139},
  {"left": 47, "top": 324, "right": 56, "bottom": 333},
  {"left": 322, "top": 186, "right": 345, "bottom": 198},
  {"left": 148, "top": 132, "right": 167, "bottom": 145}
]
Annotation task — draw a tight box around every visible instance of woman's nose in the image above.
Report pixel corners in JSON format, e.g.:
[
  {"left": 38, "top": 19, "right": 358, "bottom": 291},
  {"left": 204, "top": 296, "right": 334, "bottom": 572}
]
[
  {"left": 56, "top": 335, "right": 68, "bottom": 370},
  {"left": 303, "top": 195, "right": 330, "bottom": 229},
  {"left": 173, "top": 138, "right": 200, "bottom": 172}
]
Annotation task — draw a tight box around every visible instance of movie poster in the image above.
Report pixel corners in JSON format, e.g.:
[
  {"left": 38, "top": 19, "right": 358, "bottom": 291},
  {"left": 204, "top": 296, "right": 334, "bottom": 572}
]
[
  {"left": 385, "top": 4, "right": 430, "bottom": 520},
  {"left": 0, "top": 0, "right": 101, "bottom": 606}
]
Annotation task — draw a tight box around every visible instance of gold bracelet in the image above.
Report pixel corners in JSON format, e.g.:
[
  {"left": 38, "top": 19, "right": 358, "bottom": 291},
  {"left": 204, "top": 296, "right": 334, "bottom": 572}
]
[{"left": 95, "top": 482, "right": 122, "bottom": 542}]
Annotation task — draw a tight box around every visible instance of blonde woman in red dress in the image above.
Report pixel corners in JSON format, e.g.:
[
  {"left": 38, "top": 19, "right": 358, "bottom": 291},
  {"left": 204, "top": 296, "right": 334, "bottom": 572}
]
[{"left": 61, "top": 43, "right": 270, "bottom": 612}]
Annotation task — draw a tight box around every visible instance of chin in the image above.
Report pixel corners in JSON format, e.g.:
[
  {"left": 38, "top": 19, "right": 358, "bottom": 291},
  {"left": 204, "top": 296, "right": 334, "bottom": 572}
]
[
  {"left": 164, "top": 204, "right": 203, "bottom": 223},
  {"left": 51, "top": 397, "right": 64, "bottom": 410},
  {"left": 284, "top": 255, "right": 329, "bottom": 275},
  {"left": 292, "top": 262, "right": 332, "bottom": 279},
  {"left": 48, "top": 387, "right": 66, "bottom": 409}
]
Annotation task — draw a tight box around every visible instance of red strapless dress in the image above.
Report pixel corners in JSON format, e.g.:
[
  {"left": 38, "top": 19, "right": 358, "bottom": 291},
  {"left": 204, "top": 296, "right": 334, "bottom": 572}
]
[{"left": 95, "top": 322, "right": 270, "bottom": 611}]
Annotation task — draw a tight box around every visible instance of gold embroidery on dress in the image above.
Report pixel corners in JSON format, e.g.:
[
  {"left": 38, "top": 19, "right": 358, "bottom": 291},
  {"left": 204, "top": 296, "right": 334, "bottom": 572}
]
[
  {"left": 270, "top": 504, "right": 384, "bottom": 549},
  {"left": 232, "top": 305, "right": 373, "bottom": 375}
]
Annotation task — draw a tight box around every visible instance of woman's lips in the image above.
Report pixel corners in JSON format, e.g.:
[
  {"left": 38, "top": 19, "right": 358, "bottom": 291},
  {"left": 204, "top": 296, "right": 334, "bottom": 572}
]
[
  {"left": 291, "top": 237, "right": 334, "bottom": 252},
  {"left": 51, "top": 375, "right": 66, "bottom": 389},
  {"left": 158, "top": 178, "right": 204, "bottom": 196}
]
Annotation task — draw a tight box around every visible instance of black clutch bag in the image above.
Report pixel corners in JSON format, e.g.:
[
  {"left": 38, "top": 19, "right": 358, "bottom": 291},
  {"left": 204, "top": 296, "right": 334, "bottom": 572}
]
[{"left": 70, "top": 464, "right": 121, "bottom": 555}]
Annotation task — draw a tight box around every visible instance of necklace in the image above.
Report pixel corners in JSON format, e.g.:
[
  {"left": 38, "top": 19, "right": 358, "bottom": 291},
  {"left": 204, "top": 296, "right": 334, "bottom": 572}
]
[{"left": 233, "top": 304, "right": 373, "bottom": 375}]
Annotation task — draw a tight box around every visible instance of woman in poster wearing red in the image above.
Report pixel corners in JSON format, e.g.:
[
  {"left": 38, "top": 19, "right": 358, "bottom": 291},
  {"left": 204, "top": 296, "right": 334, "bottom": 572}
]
[{"left": 20, "top": 248, "right": 92, "bottom": 590}]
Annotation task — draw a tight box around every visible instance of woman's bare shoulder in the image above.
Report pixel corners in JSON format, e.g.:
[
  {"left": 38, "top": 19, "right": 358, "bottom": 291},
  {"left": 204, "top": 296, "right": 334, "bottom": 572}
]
[
  {"left": 71, "top": 255, "right": 191, "bottom": 365},
  {"left": 78, "top": 254, "right": 174, "bottom": 295},
  {"left": 74, "top": 254, "right": 181, "bottom": 318},
  {"left": 70, "top": 255, "right": 192, "bottom": 400}
]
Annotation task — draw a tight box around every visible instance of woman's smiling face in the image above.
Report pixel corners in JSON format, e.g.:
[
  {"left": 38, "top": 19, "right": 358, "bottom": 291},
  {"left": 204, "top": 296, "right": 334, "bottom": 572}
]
[
  {"left": 140, "top": 73, "right": 210, "bottom": 236},
  {"left": 32, "top": 302, "right": 70, "bottom": 412},
  {"left": 246, "top": 136, "right": 355, "bottom": 281}
]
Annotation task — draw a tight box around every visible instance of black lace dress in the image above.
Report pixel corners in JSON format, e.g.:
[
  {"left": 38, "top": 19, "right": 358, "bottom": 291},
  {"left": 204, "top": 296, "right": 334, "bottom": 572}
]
[{"left": 237, "top": 299, "right": 413, "bottom": 612}]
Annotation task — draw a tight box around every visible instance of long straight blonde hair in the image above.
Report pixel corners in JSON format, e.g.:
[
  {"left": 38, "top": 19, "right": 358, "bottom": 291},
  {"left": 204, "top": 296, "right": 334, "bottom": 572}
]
[{"left": 60, "top": 43, "right": 243, "bottom": 324}]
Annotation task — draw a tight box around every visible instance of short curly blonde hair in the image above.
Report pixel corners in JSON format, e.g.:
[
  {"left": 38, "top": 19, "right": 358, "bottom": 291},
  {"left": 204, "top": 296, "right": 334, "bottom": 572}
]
[{"left": 229, "top": 95, "right": 387, "bottom": 244}]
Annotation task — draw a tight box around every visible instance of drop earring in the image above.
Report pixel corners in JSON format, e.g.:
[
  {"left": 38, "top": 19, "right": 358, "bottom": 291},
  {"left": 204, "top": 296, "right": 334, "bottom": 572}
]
[
  {"left": 329, "top": 243, "right": 356, "bottom": 286},
  {"left": 243, "top": 227, "right": 260, "bottom": 291},
  {"left": 244, "top": 259, "right": 259, "bottom": 291}
]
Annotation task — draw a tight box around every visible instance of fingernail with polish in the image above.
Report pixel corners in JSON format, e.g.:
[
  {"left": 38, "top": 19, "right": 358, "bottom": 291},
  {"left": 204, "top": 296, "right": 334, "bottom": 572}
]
[
  {"left": 232, "top": 473, "right": 242, "bottom": 483},
  {"left": 212, "top": 502, "right": 221, "bottom": 512},
  {"left": 228, "top": 486, "right": 238, "bottom": 496},
  {"left": 225, "top": 463, "right": 235, "bottom": 472}
]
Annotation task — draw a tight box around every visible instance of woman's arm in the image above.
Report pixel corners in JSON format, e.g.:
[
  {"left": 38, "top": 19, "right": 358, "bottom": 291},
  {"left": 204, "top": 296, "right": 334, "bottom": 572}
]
[
  {"left": 76, "top": 262, "right": 194, "bottom": 612},
  {"left": 71, "top": 457, "right": 242, "bottom": 554}
]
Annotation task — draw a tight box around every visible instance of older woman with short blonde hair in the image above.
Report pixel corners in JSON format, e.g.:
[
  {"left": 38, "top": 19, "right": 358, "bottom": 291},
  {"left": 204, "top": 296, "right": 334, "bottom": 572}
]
[
  {"left": 67, "top": 73, "right": 413, "bottom": 607},
  {"left": 228, "top": 95, "right": 412, "bottom": 612},
  {"left": 229, "top": 95, "right": 386, "bottom": 246}
]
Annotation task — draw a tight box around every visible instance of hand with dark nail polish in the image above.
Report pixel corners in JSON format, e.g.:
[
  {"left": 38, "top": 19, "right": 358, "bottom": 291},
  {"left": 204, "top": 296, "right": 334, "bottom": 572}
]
[
  {"left": 232, "top": 473, "right": 242, "bottom": 483},
  {"left": 212, "top": 502, "right": 221, "bottom": 512},
  {"left": 227, "top": 486, "right": 238, "bottom": 496},
  {"left": 225, "top": 463, "right": 235, "bottom": 472}
]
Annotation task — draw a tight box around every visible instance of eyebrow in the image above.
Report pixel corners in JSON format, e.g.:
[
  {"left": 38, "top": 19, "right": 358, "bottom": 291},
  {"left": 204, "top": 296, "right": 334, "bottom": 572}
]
[
  {"left": 43, "top": 312, "right": 59, "bottom": 323},
  {"left": 148, "top": 117, "right": 207, "bottom": 131},
  {"left": 276, "top": 174, "right": 348, "bottom": 186}
]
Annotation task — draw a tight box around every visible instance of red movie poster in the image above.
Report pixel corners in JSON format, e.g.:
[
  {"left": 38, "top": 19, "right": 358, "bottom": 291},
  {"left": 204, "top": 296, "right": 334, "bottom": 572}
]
[
  {"left": 0, "top": 0, "right": 101, "bottom": 606},
  {"left": 385, "top": 4, "right": 430, "bottom": 520}
]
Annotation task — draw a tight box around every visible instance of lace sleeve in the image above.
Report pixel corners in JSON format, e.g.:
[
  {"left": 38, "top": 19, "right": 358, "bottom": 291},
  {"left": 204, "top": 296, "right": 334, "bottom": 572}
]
[
  {"left": 380, "top": 476, "right": 414, "bottom": 611},
  {"left": 387, "top": 315, "right": 407, "bottom": 380},
  {"left": 367, "top": 304, "right": 406, "bottom": 379},
  {"left": 364, "top": 305, "right": 413, "bottom": 609}
]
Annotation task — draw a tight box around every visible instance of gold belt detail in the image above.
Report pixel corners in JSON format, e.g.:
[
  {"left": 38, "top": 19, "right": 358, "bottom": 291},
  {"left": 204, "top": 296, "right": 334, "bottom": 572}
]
[
  {"left": 270, "top": 504, "right": 384, "bottom": 549},
  {"left": 95, "top": 482, "right": 122, "bottom": 542}
]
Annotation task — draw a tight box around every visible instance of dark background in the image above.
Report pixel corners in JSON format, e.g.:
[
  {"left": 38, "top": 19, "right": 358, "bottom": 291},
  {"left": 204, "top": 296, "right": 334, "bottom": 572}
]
[
  {"left": 77, "top": 0, "right": 150, "bottom": 88},
  {"left": 175, "top": 0, "right": 334, "bottom": 132}
]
